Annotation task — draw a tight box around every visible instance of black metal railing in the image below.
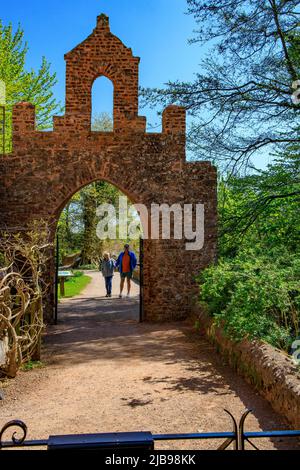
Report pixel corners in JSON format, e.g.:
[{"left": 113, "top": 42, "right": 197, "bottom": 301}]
[{"left": 1, "top": 410, "right": 300, "bottom": 451}]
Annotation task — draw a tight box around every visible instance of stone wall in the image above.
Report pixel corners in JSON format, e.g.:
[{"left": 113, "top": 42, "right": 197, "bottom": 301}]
[
  {"left": 192, "top": 305, "right": 300, "bottom": 429},
  {"left": 0, "top": 15, "right": 217, "bottom": 324}
]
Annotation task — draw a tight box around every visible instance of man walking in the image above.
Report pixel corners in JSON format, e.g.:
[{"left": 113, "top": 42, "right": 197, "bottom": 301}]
[{"left": 116, "top": 244, "right": 137, "bottom": 298}]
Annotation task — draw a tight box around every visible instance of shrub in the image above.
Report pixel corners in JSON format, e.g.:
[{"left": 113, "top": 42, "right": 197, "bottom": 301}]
[{"left": 197, "top": 247, "right": 300, "bottom": 351}]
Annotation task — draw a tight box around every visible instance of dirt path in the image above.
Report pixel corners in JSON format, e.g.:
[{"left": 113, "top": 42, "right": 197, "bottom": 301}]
[{"left": 0, "top": 271, "right": 298, "bottom": 450}]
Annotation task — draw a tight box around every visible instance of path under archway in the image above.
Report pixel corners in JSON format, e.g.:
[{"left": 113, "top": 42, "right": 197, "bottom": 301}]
[
  {"left": 0, "top": 272, "right": 298, "bottom": 450},
  {"left": 56, "top": 270, "right": 140, "bottom": 331}
]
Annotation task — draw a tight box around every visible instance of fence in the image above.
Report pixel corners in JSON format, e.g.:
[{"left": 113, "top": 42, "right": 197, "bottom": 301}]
[
  {"left": 0, "top": 80, "right": 5, "bottom": 153},
  {"left": 0, "top": 105, "right": 5, "bottom": 154},
  {"left": 1, "top": 410, "right": 300, "bottom": 451}
]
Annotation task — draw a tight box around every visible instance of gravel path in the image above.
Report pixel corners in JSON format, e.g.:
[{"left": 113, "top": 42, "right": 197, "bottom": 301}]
[{"left": 0, "top": 271, "right": 298, "bottom": 450}]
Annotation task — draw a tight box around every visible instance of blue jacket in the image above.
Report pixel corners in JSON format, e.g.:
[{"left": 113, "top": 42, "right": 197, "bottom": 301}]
[{"left": 116, "top": 251, "right": 137, "bottom": 274}]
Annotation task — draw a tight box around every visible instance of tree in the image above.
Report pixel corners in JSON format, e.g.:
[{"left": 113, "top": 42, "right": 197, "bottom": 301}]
[
  {"left": 92, "top": 112, "right": 113, "bottom": 132},
  {"left": 0, "top": 21, "right": 61, "bottom": 152},
  {"left": 218, "top": 148, "right": 300, "bottom": 256},
  {"left": 79, "top": 181, "right": 121, "bottom": 265},
  {"left": 141, "top": 0, "right": 300, "bottom": 173}
]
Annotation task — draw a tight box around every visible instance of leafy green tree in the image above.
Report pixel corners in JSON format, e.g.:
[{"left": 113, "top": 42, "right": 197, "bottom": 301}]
[
  {"left": 199, "top": 146, "right": 300, "bottom": 350},
  {"left": 219, "top": 148, "right": 300, "bottom": 256},
  {"left": 141, "top": 0, "right": 300, "bottom": 173},
  {"left": 0, "top": 21, "right": 61, "bottom": 152},
  {"left": 80, "top": 181, "right": 121, "bottom": 265}
]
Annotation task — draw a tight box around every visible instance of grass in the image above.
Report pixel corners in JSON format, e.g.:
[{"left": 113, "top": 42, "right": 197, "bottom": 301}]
[{"left": 58, "top": 271, "right": 92, "bottom": 299}]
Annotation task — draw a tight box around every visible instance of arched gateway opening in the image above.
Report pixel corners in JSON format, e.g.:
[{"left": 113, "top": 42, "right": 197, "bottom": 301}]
[
  {"left": 0, "top": 14, "right": 217, "bottom": 328},
  {"left": 54, "top": 178, "right": 143, "bottom": 326}
]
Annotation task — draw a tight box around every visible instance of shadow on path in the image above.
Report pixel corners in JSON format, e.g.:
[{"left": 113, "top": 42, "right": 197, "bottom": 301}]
[{"left": 41, "top": 271, "right": 299, "bottom": 450}]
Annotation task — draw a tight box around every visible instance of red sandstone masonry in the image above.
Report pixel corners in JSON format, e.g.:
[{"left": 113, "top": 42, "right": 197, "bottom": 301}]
[
  {"left": 0, "top": 15, "right": 217, "bottom": 323},
  {"left": 192, "top": 306, "right": 300, "bottom": 430}
]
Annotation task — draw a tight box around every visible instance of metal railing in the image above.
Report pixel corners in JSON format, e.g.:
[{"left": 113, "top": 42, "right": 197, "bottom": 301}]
[{"left": 1, "top": 410, "right": 300, "bottom": 451}]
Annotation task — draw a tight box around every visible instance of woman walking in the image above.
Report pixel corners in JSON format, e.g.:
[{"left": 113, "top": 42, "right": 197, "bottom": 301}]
[{"left": 101, "top": 252, "right": 115, "bottom": 298}]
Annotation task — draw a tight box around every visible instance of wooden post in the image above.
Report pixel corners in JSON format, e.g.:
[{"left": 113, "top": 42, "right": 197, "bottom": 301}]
[{"left": 60, "top": 277, "right": 65, "bottom": 297}]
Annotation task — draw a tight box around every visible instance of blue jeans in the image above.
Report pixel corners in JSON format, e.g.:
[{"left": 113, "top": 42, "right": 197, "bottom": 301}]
[{"left": 105, "top": 276, "right": 113, "bottom": 296}]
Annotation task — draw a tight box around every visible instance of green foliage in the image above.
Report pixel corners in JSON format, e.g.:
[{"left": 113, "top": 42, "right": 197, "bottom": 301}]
[
  {"left": 197, "top": 161, "right": 300, "bottom": 353},
  {"left": 21, "top": 361, "right": 45, "bottom": 372},
  {"left": 0, "top": 21, "right": 62, "bottom": 152},
  {"left": 58, "top": 180, "right": 123, "bottom": 265},
  {"left": 198, "top": 150, "right": 300, "bottom": 351},
  {"left": 79, "top": 264, "right": 99, "bottom": 270},
  {"left": 219, "top": 152, "right": 300, "bottom": 257},
  {"left": 73, "top": 270, "right": 84, "bottom": 278},
  {"left": 287, "top": 30, "right": 300, "bottom": 67},
  {"left": 57, "top": 179, "right": 140, "bottom": 266},
  {"left": 198, "top": 247, "right": 300, "bottom": 350}
]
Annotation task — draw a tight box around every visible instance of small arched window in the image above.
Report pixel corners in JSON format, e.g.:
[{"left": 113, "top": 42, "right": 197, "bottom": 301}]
[{"left": 91, "top": 76, "right": 113, "bottom": 131}]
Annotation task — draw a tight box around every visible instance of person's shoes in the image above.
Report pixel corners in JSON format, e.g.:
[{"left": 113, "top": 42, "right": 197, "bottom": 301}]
[
  {"left": 126, "top": 293, "right": 130, "bottom": 298},
  {"left": 105, "top": 294, "right": 109, "bottom": 298},
  {"left": 119, "top": 294, "right": 123, "bottom": 298},
  {"left": 109, "top": 294, "right": 112, "bottom": 298}
]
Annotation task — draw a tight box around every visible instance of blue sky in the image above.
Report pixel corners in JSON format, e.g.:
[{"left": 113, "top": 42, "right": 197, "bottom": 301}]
[{"left": 1, "top": 0, "right": 203, "bottom": 130}]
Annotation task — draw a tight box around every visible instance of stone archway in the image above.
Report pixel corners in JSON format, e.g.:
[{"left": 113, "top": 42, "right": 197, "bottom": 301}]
[{"left": 0, "top": 14, "right": 217, "bottom": 323}]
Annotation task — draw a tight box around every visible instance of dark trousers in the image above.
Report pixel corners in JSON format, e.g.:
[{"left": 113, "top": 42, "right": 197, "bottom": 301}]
[{"left": 105, "top": 276, "right": 113, "bottom": 295}]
